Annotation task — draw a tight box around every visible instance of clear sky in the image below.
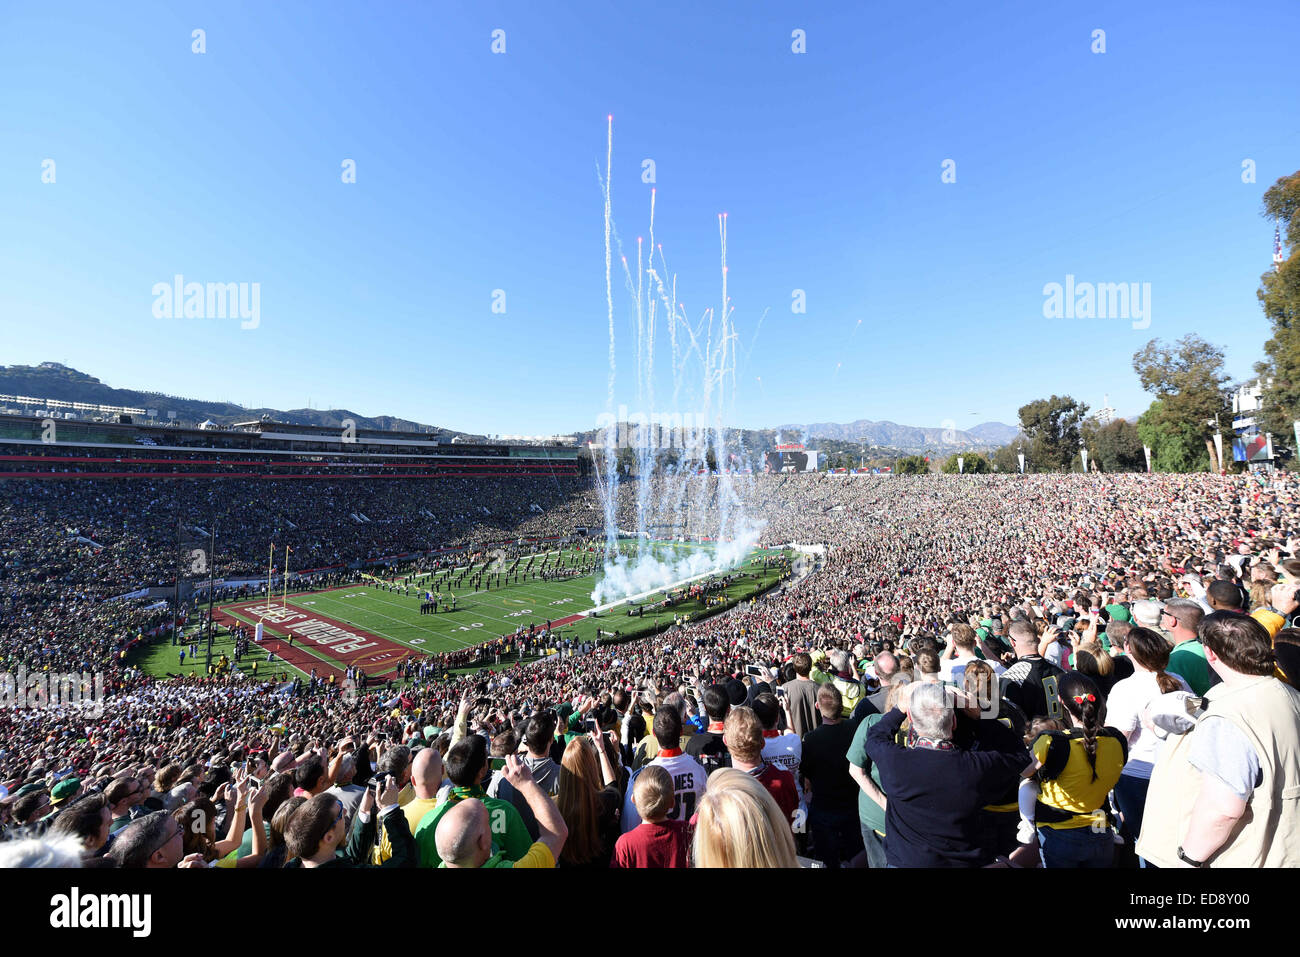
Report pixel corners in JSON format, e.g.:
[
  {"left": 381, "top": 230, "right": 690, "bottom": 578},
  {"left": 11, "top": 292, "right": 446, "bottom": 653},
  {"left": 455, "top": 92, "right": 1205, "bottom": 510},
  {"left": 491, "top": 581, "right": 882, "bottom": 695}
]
[{"left": 2, "top": 0, "right": 1296, "bottom": 436}]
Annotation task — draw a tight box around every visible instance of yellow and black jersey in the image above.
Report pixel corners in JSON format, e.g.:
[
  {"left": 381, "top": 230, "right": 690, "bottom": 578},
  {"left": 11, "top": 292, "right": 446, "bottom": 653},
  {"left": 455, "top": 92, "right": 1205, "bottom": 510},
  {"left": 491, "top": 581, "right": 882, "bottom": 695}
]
[{"left": 1032, "top": 728, "right": 1128, "bottom": 829}]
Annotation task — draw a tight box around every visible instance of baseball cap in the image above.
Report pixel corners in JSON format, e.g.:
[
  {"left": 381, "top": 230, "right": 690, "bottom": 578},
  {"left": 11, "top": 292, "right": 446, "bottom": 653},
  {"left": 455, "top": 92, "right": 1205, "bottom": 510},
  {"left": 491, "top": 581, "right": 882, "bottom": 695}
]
[
  {"left": 1131, "top": 600, "right": 1166, "bottom": 629},
  {"left": 50, "top": 778, "right": 81, "bottom": 804},
  {"left": 1103, "top": 603, "right": 1131, "bottom": 623}
]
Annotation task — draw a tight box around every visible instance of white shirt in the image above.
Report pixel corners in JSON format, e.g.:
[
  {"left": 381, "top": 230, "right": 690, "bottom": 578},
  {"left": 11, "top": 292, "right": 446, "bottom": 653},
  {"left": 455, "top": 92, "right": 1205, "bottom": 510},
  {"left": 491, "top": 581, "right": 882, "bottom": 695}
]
[
  {"left": 1106, "top": 669, "right": 1191, "bottom": 777},
  {"left": 620, "top": 751, "right": 707, "bottom": 833},
  {"left": 1043, "top": 640, "right": 1070, "bottom": 671},
  {"left": 761, "top": 732, "right": 803, "bottom": 803},
  {"left": 940, "top": 652, "right": 1004, "bottom": 685}
]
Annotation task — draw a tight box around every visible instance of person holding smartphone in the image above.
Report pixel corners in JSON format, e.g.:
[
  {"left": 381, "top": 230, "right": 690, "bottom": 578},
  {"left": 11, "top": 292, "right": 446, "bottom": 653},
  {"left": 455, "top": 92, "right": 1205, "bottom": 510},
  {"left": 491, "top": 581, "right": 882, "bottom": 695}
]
[{"left": 284, "top": 774, "right": 413, "bottom": 868}]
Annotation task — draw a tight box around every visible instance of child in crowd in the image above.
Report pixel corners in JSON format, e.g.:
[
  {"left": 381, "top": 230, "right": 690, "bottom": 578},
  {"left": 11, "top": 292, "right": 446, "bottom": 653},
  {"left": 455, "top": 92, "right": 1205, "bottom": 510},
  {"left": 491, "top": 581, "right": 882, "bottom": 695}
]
[
  {"left": 1017, "top": 717, "right": 1064, "bottom": 845},
  {"left": 611, "top": 766, "right": 688, "bottom": 868}
]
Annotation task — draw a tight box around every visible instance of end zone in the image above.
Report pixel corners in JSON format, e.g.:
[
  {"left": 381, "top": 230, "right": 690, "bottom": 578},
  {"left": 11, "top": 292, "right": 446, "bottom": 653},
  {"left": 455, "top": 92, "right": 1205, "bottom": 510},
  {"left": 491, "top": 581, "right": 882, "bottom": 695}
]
[{"left": 217, "top": 598, "right": 419, "bottom": 681}]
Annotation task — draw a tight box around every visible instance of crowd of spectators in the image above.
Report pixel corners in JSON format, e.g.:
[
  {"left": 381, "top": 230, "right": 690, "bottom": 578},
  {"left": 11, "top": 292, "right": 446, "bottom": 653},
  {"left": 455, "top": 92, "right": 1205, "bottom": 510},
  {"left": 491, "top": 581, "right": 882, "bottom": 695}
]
[{"left": 2, "top": 469, "right": 1300, "bottom": 868}]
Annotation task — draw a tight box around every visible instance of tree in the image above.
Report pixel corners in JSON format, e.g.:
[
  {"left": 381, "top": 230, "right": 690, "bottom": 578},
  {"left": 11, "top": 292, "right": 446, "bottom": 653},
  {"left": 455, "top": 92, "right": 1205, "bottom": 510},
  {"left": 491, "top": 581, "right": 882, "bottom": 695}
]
[
  {"left": 1254, "top": 171, "right": 1300, "bottom": 440},
  {"left": 1018, "top": 396, "right": 1089, "bottom": 472},
  {"left": 1137, "top": 400, "right": 1210, "bottom": 472},
  {"left": 941, "top": 452, "right": 990, "bottom": 474},
  {"left": 990, "top": 442, "right": 1023, "bottom": 474},
  {"left": 1085, "top": 418, "right": 1145, "bottom": 472},
  {"left": 1132, "top": 334, "right": 1230, "bottom": 470},
  {"left": 895, "top": 455, "right": 929, "bottom": 475}
]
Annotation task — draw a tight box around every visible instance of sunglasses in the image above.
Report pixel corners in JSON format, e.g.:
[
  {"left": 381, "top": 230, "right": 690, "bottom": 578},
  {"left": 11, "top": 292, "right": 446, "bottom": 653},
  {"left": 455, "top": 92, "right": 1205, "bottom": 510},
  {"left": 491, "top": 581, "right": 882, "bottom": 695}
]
[{"left": 152, "top": 820, "right": 185, "bottom": 858}]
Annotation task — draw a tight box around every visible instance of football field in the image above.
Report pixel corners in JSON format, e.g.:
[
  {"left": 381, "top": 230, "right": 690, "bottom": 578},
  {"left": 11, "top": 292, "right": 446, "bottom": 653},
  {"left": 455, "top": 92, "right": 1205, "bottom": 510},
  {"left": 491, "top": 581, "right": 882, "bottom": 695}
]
[{"left": 206, "top": 542, "right": 789, "bottom": 682}]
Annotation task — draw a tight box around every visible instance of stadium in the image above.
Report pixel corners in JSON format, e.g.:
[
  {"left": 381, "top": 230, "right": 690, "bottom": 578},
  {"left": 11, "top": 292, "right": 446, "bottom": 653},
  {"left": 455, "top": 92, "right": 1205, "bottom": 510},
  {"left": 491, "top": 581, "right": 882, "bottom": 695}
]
[{"left": 2, "top": 3, "right": 1299, "bottom": 933}]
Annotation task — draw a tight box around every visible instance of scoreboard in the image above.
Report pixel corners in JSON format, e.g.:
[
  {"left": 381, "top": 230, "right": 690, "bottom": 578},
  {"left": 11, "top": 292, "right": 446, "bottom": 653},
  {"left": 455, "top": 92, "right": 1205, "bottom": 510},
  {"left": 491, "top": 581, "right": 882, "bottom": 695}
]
[{"left": 765, "top": 445, "right": 818, "bottom": 472}]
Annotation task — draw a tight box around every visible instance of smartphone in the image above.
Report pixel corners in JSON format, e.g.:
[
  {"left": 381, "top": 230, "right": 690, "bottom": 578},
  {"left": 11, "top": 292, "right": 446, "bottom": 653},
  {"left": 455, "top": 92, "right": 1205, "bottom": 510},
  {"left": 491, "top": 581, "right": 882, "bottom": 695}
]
[
  {"left": 744, "top": 664, "right": 766, "bottom": 678},
  {"left": 584, "top": 719, "right": 598, "bottom": 733},
  {"left": 489, "top": 756, "right": 507, "bottom": 772}
]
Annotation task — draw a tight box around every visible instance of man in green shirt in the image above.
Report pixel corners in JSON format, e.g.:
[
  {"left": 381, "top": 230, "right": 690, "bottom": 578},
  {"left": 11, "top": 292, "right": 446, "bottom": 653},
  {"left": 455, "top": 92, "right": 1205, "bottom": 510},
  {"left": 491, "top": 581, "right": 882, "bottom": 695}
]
[
  {"left": 436, "top": 755, "right": 568, "bottom": 868},
  {"left": 1163, "top": 599, "right": 1213, "bottom": 696},
  {"left": 413, "top": 733, "right": 532, "bottom": 867},
  {"left": 846, "top": 707, "right": 890, "bottom": 868},
  {"left": 1100, "top": 604, "right": 1132, "bottom": 653}
]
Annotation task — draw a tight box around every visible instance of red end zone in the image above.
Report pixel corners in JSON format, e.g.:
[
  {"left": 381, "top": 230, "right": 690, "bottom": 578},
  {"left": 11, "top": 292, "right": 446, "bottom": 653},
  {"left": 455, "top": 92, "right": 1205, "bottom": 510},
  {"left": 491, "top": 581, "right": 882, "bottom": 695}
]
[{"left": 216, "top": 598, "right": 419, "bottom": 681}]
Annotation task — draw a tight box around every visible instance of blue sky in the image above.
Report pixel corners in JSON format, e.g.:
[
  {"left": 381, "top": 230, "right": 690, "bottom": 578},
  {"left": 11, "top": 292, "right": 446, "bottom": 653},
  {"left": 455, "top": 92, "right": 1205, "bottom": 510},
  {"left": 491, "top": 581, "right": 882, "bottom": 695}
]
[{"left": 2, "top": 0, "right": 1296, "bottom": 436}]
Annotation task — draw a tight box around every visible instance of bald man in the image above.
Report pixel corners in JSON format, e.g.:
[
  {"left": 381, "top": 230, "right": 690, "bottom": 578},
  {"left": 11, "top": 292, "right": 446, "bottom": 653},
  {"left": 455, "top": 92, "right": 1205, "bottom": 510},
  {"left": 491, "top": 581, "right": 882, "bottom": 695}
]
[
  {"left": 403, "top": 748, "right": 445, "bottom": 838},
  {"left": 436, "top": 756, "right": 566, "bottom": 868},
  {"left": 373, "top": 747, "right": 444, "bottom": 865}
]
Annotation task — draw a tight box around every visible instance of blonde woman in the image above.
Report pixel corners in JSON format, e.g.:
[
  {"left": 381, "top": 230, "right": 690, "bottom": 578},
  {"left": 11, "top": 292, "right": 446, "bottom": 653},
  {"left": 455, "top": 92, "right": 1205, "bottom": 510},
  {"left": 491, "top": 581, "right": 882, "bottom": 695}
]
[
  {"left": 691, "top": 768, "right": 799, "bottom": 868},
  {"left": 555, "top": 733, "right": 621, "bottom": 868}
]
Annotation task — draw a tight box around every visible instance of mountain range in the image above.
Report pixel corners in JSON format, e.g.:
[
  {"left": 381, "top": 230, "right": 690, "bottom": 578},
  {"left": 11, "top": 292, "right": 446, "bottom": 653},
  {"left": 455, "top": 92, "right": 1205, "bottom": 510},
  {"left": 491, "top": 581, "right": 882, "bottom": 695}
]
[
  {"left": 1, "top": 363, "right": 1021, "bottom": 451},
  {"left": 0, "top": 363, "right": 461, "bottom": 436}
]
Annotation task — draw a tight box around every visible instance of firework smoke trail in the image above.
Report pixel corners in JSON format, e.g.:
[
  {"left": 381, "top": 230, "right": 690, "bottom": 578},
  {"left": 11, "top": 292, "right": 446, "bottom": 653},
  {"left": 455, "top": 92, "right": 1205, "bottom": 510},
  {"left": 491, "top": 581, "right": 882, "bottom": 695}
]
[
  {"left": 592, "top": 127, "right": 764, "bottom": 607},
  {"left": 635, "top": 234, "right": 644, "bottom": 433},
  {"left": 646, "top": 249, "right": 696, "bottom": 545},
  {"left": 713, "top": 211, "right": 741, "bottom": 558},
  {"left": 634, "top": 232, "right": 649, "bottom": 564},
  {"left": 600, "top": 114, "right": 618, "bottom": 562},
  {"left": 634, "top": 190, "right": 660, "bottom": 561}
]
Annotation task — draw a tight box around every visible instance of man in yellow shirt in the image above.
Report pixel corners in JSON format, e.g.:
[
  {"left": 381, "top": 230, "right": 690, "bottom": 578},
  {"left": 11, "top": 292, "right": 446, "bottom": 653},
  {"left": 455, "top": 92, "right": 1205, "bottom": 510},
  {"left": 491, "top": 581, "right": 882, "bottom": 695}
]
[
  {"left": 369, "top": 746, "right": 416, "bottom": 864},
  {"left": 397, "top": 748, "right": 444, "bottom": 863}
]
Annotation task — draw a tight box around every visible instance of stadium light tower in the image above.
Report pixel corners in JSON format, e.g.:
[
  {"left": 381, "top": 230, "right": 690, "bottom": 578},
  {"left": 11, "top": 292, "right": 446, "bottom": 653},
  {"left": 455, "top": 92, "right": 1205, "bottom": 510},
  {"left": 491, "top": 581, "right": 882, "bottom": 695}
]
[
  {"left": 204, "top": 520, "right": 217, "bottom": 672},
  {"left": 1096, "top": 394, "right": 1116, "bottom": 426},
  {"left": 173, "top": 514, "right": 185, "bottom": 647}
]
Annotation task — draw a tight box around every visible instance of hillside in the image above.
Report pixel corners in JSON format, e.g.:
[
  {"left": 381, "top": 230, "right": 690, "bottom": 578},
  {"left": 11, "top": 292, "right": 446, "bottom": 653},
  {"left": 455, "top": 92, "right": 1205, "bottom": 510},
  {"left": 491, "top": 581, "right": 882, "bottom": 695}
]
[{"left": 0, "top": 363, "right": 461, "bottom": 435}]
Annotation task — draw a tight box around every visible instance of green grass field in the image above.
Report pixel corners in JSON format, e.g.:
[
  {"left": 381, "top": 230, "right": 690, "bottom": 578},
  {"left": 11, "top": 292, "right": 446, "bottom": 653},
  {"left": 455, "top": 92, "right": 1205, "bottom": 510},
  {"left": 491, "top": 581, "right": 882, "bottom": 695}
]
[
  {"left": 130, "top": 542, "right": 790, "bottom": 681},
  {"left": 305, "top": 548, "right": 783, "bottom": 641}
]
